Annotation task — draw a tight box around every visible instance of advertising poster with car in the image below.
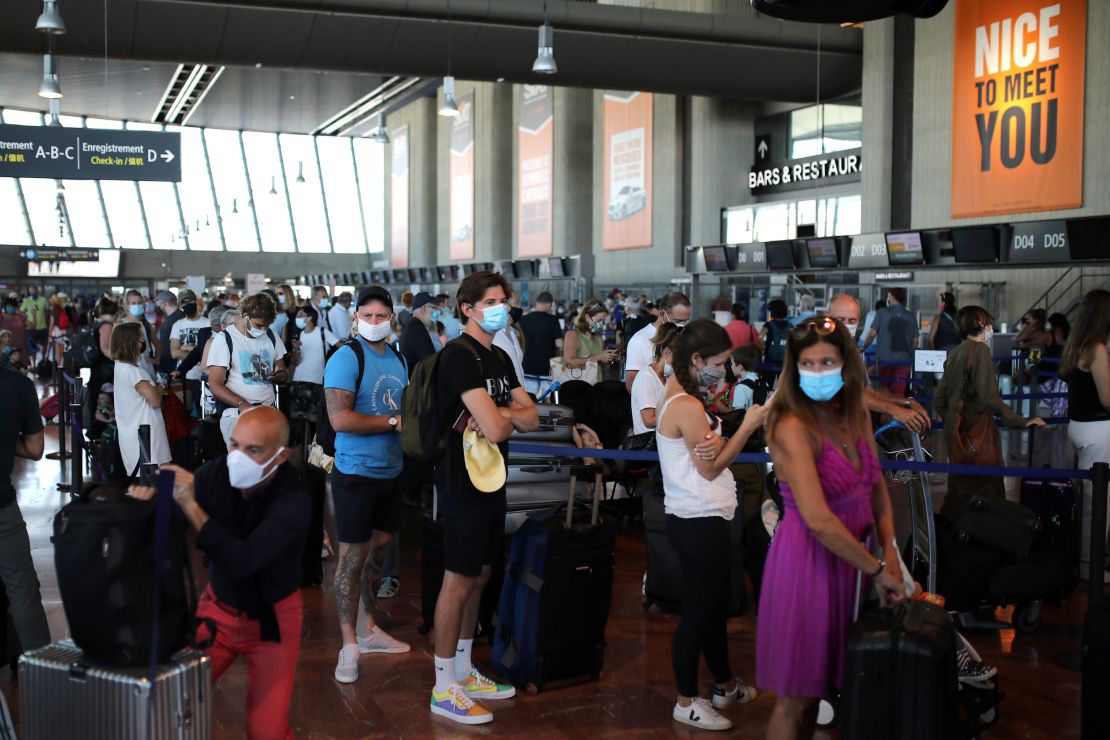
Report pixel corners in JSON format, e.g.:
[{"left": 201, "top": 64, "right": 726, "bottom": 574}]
[
  {"left": 518, "top": 85, "right": 554, "bottom": 257},
  {"left": 450, "top": 92, "right": 475, "bottom": 261},
  {"left": 390, "top": 125, "right": 409, "bottom": 268},
  {"left": 951, "top": 0, "right": 1085, "bottom": 218},
  {"left": 602, "top": 91, "right": 653, "bottom": 250}
]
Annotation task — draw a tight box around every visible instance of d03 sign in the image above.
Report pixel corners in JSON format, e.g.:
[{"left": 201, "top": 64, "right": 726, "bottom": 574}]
[{"left": 951, "top": 0, "right": 1085, "bottom": 218}]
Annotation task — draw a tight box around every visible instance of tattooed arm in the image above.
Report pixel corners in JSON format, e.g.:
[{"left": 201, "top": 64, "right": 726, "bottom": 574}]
[{"left": 324, "top": 388, "right": 401, "bottom": 435}]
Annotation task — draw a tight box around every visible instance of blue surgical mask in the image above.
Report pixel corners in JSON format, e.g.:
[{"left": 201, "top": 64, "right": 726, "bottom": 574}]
[
  {"left": 477, "top": 304, "right": 509, "bottom": 334},
  {"left": 295, "top": 318, "right": 307, "bottom": 330},
  {"left": 318, "top": 299, "right": 330, "bottom": 310},
  {"left": 278, "top": 294, "right": 286, "bottom": 305},
  {"left": 128, "top": 304, "right": 144, "bottom": 317},
  {"left": 431, "top": 309, "right": 442, "bottom": 322},
  {"left": 798, "top": 367, "right": 844, "bottom": 402},
  {"left": 4, "top": 307, "right": 15, "bottom": 315}
]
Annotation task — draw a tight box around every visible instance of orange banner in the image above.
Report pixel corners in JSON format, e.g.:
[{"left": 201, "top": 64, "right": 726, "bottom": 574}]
[
  {"left": 951, "top": 0, "right": 1086, "bottom": 218},
  {"left": 390, "top": 125, "right": 409, "bottom": 268},
  {"left": 449, "top": 92, "right": 475, "bottom": 261},
  {"left": 602, "top": 92, "right": 653, "bottom": 250},
  {"left": 518, "top": 85, "right": 554, "bottom": 257}
]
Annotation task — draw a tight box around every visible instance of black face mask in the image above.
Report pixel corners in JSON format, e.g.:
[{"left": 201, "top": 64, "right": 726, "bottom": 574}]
[
  {"left": 183, "top": 303, "right": 198, "bottom": 318},
  {"left": 509, "top": 307, "right": 523, "bottom": 323}
]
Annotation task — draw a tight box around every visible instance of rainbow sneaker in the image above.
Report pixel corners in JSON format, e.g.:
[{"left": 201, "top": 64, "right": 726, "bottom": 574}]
[
  {"left": 459, "top": 668, "right": 517, "bottom": 700},
  {"left": 429, "top": 684, "right": 493, "bottom": 725}
]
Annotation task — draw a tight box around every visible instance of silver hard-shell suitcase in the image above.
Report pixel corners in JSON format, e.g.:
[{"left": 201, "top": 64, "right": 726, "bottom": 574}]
[
  {"left": 19, "top": 640, "right": 211, "bottom": 740},
  {"left": 511, "top": 403, "right": 575, "bottom": 442}
]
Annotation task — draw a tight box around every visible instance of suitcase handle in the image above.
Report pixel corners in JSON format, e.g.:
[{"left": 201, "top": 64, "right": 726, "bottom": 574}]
[{"left": 564, "top": 466, "right": 605, "bottom": 529}]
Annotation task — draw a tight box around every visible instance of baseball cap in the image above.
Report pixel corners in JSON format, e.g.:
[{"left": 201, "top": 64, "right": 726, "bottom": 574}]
[
  {"left": 155, "top": 290, "right": 177, "bottom": 303},
  {"left": 178, "top": 289, "right": 197, "bottom": 304},
  {"left": 356, "top": 286, "right": 393, "bottom": 310},
  {"left": 412, "top": 292, "right": 438, "bottom": 311},
  {"left": 462, "top": 429, "right": 506, "bottom": 493}
]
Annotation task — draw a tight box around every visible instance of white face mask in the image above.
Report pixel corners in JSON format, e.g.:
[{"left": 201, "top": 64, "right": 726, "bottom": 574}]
[
  {"left": 358, "top": 318, "right": 391, "bottom": 343},
  {"left": 983, "top": 327, "right": 994, "bottom": 343},
  {"left": 245, "top": 323, "right": 267, "bottom": 339},
  {"left": 226, "top": 447, "right": 284, "bottom": 490},
  {"left": 663, "top": 362, "right": 673, "bottom": 378}
]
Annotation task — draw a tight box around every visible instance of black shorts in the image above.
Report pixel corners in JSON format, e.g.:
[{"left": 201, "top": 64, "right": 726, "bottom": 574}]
[
  {"left": 330, "top": 469, "right": 401, "bottom": 543},
  {"left": 439, "top": 493, "right": 506, "bottom": 577}
]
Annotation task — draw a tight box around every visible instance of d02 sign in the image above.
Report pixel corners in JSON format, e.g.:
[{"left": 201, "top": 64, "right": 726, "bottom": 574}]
[{"left": 951, "top": 0, "right": 1085, "bottom": 218}]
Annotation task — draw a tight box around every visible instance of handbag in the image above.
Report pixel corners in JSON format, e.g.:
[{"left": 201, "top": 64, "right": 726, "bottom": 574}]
[
  {"left": 951, "top": 346, "right": 1000, "bottom": 465},
  {"left": 620, "top": 430, "right": 657, "bottom": 452},
  {"left": 549, "top": 356, "right": 601, "bottom": 385}
]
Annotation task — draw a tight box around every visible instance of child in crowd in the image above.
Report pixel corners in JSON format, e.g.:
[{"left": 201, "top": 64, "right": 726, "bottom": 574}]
[
  {"left": 729, "top": 346, "right": 770, "bottom": 411},
  {"left": 0, "top": 330, "right": 24, "bottom": 373}
]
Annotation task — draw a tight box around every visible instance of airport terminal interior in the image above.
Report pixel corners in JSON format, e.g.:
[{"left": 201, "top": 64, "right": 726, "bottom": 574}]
[{"left": 0, "top": 0, "right": 1108, "bottom": 738}]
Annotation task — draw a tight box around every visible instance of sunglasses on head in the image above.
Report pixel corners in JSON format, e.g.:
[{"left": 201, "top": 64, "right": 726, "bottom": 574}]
[{"left": 790, "top": 316, "right": 841, "bottom": 340}]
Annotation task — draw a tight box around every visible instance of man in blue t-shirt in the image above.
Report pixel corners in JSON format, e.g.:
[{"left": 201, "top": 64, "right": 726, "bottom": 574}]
[{"left": 323, "top": 286, "right": 410, "bottom": 684}]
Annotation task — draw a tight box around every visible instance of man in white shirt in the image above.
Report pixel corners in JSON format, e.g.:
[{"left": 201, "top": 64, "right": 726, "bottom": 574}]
[
  {"left": 310, "top": 285, "right": 334, "bottom": 334},
  {"left": 493, "top": 306, "right": 526, "bottom": 391},
  {"left": 624, "top": 292, "right": 691, "bottom": 392},
  {"left": 207, "top": 293, "right": 288, "bottom": 444},
  {"left": 328, "top": 292, "right": 353, "bottom": 340}
]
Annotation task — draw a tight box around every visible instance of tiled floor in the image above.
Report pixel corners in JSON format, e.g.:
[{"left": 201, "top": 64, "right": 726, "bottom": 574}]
[{"left": 1, "top": 409, "right": 1096, "bottom": 738}]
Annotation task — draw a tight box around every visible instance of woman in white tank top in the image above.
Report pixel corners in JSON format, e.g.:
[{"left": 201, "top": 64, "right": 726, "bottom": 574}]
[{"left": 655, "top": 319, "right": 769, "bottom": 731}]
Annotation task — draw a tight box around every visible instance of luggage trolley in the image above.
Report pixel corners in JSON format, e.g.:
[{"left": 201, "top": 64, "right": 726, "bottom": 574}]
[{"left": 874, "top": 420, "right": 938, "bottom": 594}]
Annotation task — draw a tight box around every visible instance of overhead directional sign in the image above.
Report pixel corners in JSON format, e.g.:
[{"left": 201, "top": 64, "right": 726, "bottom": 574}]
[
  {"left": 0, "top": 124, "right": 181, "bottom": 182},
  {"left": 755, "top": 135, "right": 771, "bottom": 162},
  {"left": 19, "top": 247, "right": 100, "bottom": 262}
]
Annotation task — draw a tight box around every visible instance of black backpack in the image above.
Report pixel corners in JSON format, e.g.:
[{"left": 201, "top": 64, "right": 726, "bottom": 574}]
[
  {"left": 400, "top": 337, "right": 482, "bottom": 461},
  {"left": 316, "top": 338, "right": 406, "bottom": 458},
  {"left": 738, "top": 376, "right": 770, "bottom": 407},
  {"left": 53, "top": 474, "right": 212, "bottom": 667},
  {"left": 64, "top": 320, "right": 107, "bottom": 373},
  {"left": 765, "top": 319, "right": 791, "bottom": 365}
]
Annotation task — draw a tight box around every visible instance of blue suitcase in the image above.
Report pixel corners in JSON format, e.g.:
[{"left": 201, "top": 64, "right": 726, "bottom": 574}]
[{"left": 492, "top": 467, "right": 616, "bottom": 692}]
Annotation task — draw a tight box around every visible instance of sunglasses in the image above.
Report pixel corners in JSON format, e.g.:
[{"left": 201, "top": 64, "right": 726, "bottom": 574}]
[{"left": 790, "top": 316, "right": 841, "bottom": 340}]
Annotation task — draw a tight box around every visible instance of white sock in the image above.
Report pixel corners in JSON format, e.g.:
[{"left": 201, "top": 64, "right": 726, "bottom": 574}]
[
  {"left": 434, "top": 655, "right": 456, "bottom": 694},
  {"left": 455, "top": 638, "right": 474, "bottom": 681}
]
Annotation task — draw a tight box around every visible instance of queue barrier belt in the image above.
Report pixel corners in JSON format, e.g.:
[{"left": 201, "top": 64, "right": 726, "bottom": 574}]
[{"left": 507, "top": 441, "right": 1091, "bottom": 482}]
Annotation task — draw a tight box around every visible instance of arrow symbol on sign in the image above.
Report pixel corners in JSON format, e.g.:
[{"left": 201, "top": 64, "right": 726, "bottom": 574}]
[
  {"left": 757, "top": 139, "right": 768, "bottom": 159},
  {"left": 160, "top": 150, "right": 175, "bottom": 163}
]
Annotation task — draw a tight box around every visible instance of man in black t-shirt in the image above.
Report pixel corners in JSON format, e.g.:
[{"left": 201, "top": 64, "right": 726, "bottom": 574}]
[
  {"left": 518, "top": 291, "right": 563, "bottom": 395},
  {"left": 429, "top": 272, "right": 539, "bottom": 725},
  {"left": 0, "top": 368, "right": 52, "bottom": 653}
]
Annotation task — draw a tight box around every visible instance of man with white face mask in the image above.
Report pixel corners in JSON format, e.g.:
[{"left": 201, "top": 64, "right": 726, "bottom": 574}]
[
  {"left": 323, "top": 286, "right": 411, "bottom": 683},
  {"left": 207, "top": 293, "right": 288, "bottom": 445},
  {"left": 128, "top": 406, "right": 309, "bottom": 740}
]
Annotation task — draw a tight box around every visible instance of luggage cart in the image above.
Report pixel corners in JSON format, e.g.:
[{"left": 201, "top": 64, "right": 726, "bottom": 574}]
[{"left": 874, "top": 420, "right": 937, "bottom": 594}]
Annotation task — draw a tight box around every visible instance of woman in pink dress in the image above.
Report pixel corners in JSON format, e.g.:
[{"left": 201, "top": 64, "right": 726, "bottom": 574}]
[{"left": 756, "top": 316, "right": 906, "bottom": 739}]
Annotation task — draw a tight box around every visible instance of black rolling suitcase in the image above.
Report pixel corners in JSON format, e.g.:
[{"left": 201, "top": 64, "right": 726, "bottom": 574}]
[
  {"left": 839, "top": 599, "right": 960, "bottom": 740},
  {"left": 642, "top": 479, "right": 747, "bottom": 615},
  {"left": 492, "top": 466, "right": 616, "bottom": 691},
  {"left": 418, "top": 508, "right": 504, "bottom": 639},
  {"left": 1081, "top": 462, "right": 1109, "bottom": 740}
]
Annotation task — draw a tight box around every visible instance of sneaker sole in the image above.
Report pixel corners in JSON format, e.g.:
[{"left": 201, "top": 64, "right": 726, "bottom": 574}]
[
  {"left": 358, "top": 645, "right": 411, "bottom": 655},
  {"left": 462, "top": 687, "right": 517, "bottom": 700},
  {"left": 672, "top": 713, "right": 732, "bottom": 732},
  {"left": 430, "top": 704, "right": 493, "bottom": 725},
  {"left": 334, "top": 671, "right": 358, "bottom": 684}
]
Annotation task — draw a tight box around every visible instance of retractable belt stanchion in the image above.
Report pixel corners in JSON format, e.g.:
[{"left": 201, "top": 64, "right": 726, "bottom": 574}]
[
  {"left": 45, "top": 365, "right": 70, "bottom": 464},
  {"left": 1082, "top": 461, "right": 1109, "bottom": 740},
  {"left": 67, "top": 376, "right": 84, "bottom": 496}
]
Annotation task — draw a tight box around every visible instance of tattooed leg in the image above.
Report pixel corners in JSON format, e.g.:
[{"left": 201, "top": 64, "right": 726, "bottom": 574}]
[
  {"left": 358, "top": 531, "right": 392, "bottom": 632},
  {"left": 334, "top": 541, "right": 369, "bottom": 645}
]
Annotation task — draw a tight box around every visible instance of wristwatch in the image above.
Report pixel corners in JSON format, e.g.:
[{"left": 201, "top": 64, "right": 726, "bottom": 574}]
[
  {"left": 387, "top": 415, "right": 398, "bottom": 428},
  {"left": 871, "top": 558, "right": 886, "bottom": 577},
  {"left": 901, "top": 399, "right": 913, "bottom": 409}
]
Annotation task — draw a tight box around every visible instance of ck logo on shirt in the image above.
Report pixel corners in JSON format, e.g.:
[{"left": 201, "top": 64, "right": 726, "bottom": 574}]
[{"left": 370, "top": 374, "right": 406, "bottom": 414}]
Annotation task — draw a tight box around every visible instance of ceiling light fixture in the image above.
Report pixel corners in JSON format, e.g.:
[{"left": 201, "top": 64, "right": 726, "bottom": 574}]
[
  {"left": 38, "top": 54, "right": 63, "bottom": 99},
  {"left": 55, "top": 180, "right": 65, "bottom": 193},
  {"left": 295, "top": 161, "right": 306, "bottom": 184},
  {"left": 269, "top": 176, "right": 278, "bottom": 196},
  {"left": 439, "top": 76, "right": 459, "bottom": 118},
  {"left": 232, "top": 199, "right": 239, "bottom": 215},
  {"left": 35, "top": 1, "right": 66, "bottom": 35},
  {"left": 532, "top": 2, "right": 558, "bottom": 75}
]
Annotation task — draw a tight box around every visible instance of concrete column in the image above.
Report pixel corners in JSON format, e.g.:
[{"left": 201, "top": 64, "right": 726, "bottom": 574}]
[
  {"left": 385, "top": 97, "right": 437, "bottom": 268},
  {"left": 686, "top": 96, "right": 754, "bottom": 246},
  {"left": 437, "top": 80, "right": 513, "bottom": 264},
  {"left": 860, "top": 19, "right": 895, "bottom": 233}
]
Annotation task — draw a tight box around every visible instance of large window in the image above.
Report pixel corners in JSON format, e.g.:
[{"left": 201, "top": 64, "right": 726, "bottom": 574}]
[
  {"left": 789, "top": 102, "right": 862, "bottom": 159},
  {"left": 205, "top": 129, "right": 258, "bottom": 252},
  {"left": 176, "top": 126, "right": 221, "bottom": 251},
  {"left": 243, "top": 132, "right": 295, "bottom": 253},
  {"left": 0, "top": 108, "right": 389, "bottom": 255},
  {"left": 318, "top": 137, "right": 365, "bottom": 254},
  {"left": 724, "top": 194, "right": 861, "bottom": 244},
  {"left": 280, "top": 134, "right": 331, "bottom": 253},
  {"left": 352, "top": 139, "right": 386, "bottom": 254}
]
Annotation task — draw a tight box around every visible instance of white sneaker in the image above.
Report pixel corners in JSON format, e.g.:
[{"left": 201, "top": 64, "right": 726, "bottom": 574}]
[
  {"left": 673, "top": 697, "right": 733, "bottom": 731},
  {"left": 357, "top": 626, "right": 411, "bottom": 654},
  {"left": 334, "top": 643, "right": 360, "bottom": 683},
  {"left": 711, "top": 677, "right": 757, "bottom": 708},
  {"left": 376, "top": 576, "right": 399, "bottom": 599}
]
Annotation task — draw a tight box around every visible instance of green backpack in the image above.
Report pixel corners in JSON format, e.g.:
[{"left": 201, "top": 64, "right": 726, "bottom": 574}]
[{"left": 402, "top": 338, "right": 482, "bottom": 461}]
